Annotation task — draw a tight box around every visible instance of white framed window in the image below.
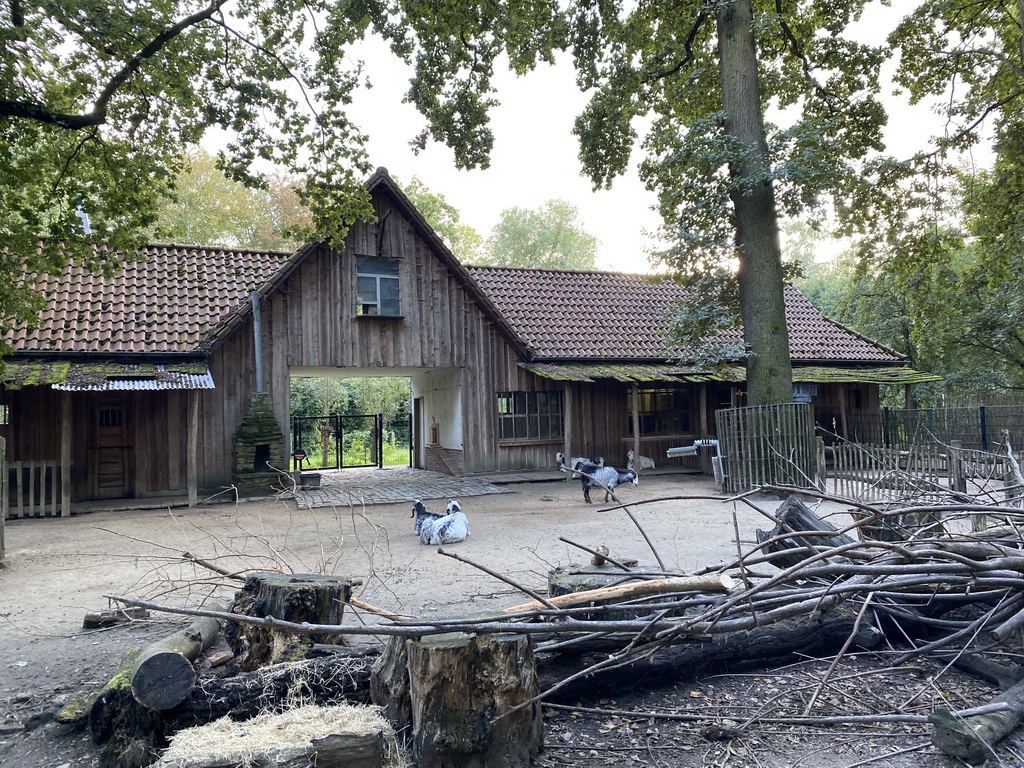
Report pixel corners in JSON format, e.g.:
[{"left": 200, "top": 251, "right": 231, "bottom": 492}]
[{"left": 356, "top": 256, "right": 401, "bottom": 316}]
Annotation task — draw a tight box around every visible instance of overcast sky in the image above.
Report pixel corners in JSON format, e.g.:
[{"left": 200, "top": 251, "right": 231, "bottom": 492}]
[{"left": 340, "top": 5, "right": 988, "bottom": 274}]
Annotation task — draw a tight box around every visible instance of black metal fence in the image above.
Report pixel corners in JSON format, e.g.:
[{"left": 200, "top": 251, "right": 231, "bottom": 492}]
[
  {"left": 291, "top": 413, "right": 412, "bottom": 471},
  {"left": 846, "top": 406, "right": 1024, "bottom": 452}
]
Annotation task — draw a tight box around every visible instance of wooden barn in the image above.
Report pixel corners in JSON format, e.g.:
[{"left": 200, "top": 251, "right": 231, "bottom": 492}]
[{"left": 0, "top": 168, "right": 935, "bottom": 515}]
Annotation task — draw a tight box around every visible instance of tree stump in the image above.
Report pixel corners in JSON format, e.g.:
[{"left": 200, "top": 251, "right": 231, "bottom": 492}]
[
  {"left": 372, "top": 632, "right": 543, "bottom": 768},
  {"left": 756, "top": 495, "right": 857, "bottom": 567},
  {"left": 227, "top": 572, "right": 352, "bottom": 671},
  {"left": 369, "top": 636, "right": 412, "bottom": 736}
]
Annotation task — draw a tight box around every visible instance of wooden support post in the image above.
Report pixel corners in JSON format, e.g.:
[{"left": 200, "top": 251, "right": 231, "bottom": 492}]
[
  {"left": 838, "top": 385, "right": 849, "bottom": 441},
  {"left": 699, "top": 384, "right": 709, "bottom": 437},
  {"left": 631, "top": 383, "right": 640, "bottom": 465},
  {"left": 61, "top": 392, "right": 72, "bottom": 517},
  {"left": 187, "top": 390, "right": 199, "bottom": 508},
  {"left": 0, "top": 436, "right": 5, "bottom": 560},
  {"left": 563, "top": 386, "right": 573, "bottom": 464}
]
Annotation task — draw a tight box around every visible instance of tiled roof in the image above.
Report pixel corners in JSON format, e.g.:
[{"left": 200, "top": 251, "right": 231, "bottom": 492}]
[
  {"left": 7, "top": 244, "right": 292, "bottom": 354},
  {"left": 467, "top": 266, "right": 903, "bottom": 364}
]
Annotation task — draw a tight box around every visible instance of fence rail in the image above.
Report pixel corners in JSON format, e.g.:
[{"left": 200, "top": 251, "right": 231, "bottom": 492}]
[{"left": 6, "top": 460, "right": 62, "bottom": 518}]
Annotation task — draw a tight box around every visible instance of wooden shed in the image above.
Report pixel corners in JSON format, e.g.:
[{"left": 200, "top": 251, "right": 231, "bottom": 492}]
[{"left": 1, "top": 168, "right": 936, "bottom": 514}]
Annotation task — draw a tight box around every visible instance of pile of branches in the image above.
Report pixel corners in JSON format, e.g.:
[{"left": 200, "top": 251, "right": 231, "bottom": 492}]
[{"left": 108, "top": 482, "right": 1024, "bottom": 763}]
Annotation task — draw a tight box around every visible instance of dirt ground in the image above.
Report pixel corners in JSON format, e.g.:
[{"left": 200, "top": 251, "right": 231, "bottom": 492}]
[{"left": 0, "top": 473, "right": 1020, "bottom": 767}]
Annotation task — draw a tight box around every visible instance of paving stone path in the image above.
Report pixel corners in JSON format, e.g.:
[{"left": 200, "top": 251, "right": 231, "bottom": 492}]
[{"left": 293, "top": 467, "right": 512, "bottom": 508}]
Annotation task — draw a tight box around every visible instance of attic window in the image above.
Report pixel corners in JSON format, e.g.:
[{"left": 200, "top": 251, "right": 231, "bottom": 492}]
[{"left": 356, "top": 256, "right": 400, "bottom": 316}]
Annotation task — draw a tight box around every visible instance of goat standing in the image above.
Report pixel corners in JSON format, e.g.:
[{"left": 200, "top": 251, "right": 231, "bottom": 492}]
[{"left": 578, "top": 464, "right": 638, "bottom": 504}]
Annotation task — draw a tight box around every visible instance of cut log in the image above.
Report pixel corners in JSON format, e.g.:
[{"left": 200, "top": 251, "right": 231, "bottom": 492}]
[
  {"left": 83, "top": 607, "right": 150, "bottom": 629},
  {"left": 130, "top": 612, "right": 224, "bottom": 711},
  {"left": 505, "top": 573, "right": 735, "bottom": 614},
  {"left": 374, "top": 632, "right": 543, "bottom": 768},
  {"left": 152, "top": 732, "right": 384, "bottom": 768},
  {"left": 227, "top": 572, "right": 352, "bottom": 671},
  {"left": 930, "top": 677, "right": 1024, "bottom": 764},
  {"left": 90, "top": 649, "right": 378, "bottom": 768},
  {"left": 756, "top": 495, "right": 857, "bottom": 567}
]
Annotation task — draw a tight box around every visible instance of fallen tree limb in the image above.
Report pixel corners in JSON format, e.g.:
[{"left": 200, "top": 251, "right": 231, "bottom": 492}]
[
  {"left": 503, "top": 574, "right": 737, "bottom": 614},
  {"left": 930, "top": 676, "right": 1024, "bottom": 764}
]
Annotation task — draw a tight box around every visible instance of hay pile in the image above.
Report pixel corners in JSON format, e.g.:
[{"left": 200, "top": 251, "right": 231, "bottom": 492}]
[{"left": 156, "top": 702, "right": 403, "bottom": 767}]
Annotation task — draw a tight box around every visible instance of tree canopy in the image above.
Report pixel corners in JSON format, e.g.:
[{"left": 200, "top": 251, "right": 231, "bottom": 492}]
[
  {"left": 400, "top": 177, "right": 485, "bottom": 263},
  {"left": 154, "top": 150, "right": 309, "bottom": 250},
  {"left": 483, "top": 199, "right": 598, "bottom": 270},
  {"left": 6, "top": 1, "right": 1018, "bottom": 405}
]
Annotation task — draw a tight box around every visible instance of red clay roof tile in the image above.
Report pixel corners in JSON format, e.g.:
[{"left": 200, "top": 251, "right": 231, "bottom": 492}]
[
  {"left": 466, "top": 266, "right": 903, "bottom": 364},
  {"left": 7, "top": 244, "right": 291, "bottom": 354}
]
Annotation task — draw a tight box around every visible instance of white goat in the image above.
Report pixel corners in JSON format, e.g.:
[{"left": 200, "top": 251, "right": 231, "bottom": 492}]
[
  {"left": 556, "top": 451, "right": 603, "bottom": 479},
  {"left": 419, "top": 498, "right": 470, "bottom": 545},
  {"left": 626, "top": 450, "right": 656, "bottom": 471},
  {"left": 579, "top": 464, "right": 638, "bottom": 504}
]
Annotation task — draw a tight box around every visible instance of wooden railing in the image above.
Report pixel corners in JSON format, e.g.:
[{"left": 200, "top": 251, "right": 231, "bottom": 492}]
[{"left": 6, "top": 460, "right": 63, "bottom": 518}]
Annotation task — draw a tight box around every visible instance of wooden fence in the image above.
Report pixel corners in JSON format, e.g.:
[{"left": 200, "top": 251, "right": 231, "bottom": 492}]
[
  {"left": 6, "top": 460, "right": 63, "bottom": 518},
  {"left": 825, "top": 440, "right": 1017, "bottom": 504},
  {"left": 716, "top": 403, "right": 819, "bottom": 493}
]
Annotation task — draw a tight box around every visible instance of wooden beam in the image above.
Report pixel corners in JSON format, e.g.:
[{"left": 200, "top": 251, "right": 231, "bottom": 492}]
[
  {"left": 699, "top": 384, "right": 709, "bottom": 437},
  {"left": 61, "top": 392, "right": 72, "bottom": 517},
  {"left": 563, "top": 385, "right": 573, "bottom": 462},
  {"left": 187, "top": 390, "right": 199, "bottom": 508},
  {"left": 631, "top": 383, "right": 641, "bottom": 464}
]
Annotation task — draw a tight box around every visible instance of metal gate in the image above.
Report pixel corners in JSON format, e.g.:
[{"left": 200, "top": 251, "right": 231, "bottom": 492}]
[{"left": 291, "top": 413, "right": 412, "bottom": 471}]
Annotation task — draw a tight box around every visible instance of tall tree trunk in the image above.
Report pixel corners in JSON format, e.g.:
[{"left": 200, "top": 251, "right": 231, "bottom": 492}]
[{"left": 715, "top": 0, "right": 792, "bottom": 406}]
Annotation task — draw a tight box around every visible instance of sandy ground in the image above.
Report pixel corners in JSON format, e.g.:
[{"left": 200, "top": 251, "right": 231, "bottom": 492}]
[{"left": 0, "top": 473, "right": 1019, "bottom": 767}]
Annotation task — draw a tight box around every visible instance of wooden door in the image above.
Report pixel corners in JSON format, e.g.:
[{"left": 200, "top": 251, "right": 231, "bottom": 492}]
[{"left": 89, "top": 396, "right": 133, "bottom": 499}]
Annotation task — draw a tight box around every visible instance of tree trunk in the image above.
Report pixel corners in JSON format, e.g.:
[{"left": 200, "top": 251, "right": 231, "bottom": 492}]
[
  {"left": 89, "top": 649, "right": 378, "bottom": 768},
  {"left": 755, "top": 495, "right": 857, "bottom": 569},
  {"left": 227, "top": 572, "right": 352, "bottom": 671},
  {"left": 539, "top": 613, "right": 882, "bottom": 702},
  {"left": 715, "top": 0, "right": 792, "bottom": 406},
  {"left": 373, "top": 632, "right": 544, "bottom": 768}
]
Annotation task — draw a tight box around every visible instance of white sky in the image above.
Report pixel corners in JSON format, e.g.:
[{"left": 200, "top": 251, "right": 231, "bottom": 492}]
[{"left": 335, "top": 4, "right": 988, "bottom": 274}]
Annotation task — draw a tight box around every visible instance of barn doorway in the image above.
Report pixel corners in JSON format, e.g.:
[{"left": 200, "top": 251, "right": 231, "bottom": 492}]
[{"left": 289, "top": 375, "right": 412, "bottom": 472}]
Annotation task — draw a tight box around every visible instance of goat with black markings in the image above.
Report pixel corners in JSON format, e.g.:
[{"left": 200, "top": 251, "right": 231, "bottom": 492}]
[
  {"left": 418, "top": 498, "right": 470, "bottom": 545},
  {"left": 577, "top": 463, "right": 638, "bottom": 504}
]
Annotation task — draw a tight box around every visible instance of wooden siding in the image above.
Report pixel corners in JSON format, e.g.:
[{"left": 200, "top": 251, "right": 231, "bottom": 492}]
[{"left": 1, "top": 386, "right": 196, "bottom": 501}]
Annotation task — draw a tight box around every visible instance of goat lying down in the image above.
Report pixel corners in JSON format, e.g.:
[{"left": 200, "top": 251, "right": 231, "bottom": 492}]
[
  {"left": 576, "top": 463, "right": 638, "bottom": 504},
  {"left": 412, "top": 498, "right": 470, "bottom": 545}
]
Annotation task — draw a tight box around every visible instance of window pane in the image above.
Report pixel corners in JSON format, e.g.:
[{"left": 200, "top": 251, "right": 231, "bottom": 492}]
[
  {"left": 357, "top": 256, "right": 399, "bottom": 276},
  {"left": 379, "top": 277, "right": 401, "bottom": 315},
  {"left": 356, "top": 276, "right": 378, "bottom": 305}
]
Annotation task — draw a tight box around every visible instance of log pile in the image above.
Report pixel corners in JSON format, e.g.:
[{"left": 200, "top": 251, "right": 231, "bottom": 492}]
[{"left": 98, "top": 485, "right": 1024, "bottom": 766}]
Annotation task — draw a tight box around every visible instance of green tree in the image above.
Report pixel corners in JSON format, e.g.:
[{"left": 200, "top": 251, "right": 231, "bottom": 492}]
[
  {"left": 386, "top": 1, "right": 890, "bottom": 403},
  {"left": 1, "top": 0, "right": 376, "bottom": 335},
  {"left": 401, "top": 177, "right": 485, "bottom": 262},
  {"left": 483, "top": 199, "right": 598, "bottom": 270},
  {"left": 154, "top": 150, "right": 310, "bottom": 250}
]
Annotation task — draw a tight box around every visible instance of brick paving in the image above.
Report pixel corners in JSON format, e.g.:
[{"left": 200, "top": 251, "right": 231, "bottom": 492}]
[{"left": 293, "top": 467, "right": 513, "bottom": 508}]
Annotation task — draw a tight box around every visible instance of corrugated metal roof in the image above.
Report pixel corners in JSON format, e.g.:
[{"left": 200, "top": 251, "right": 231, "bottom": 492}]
[
  {"left": 52, "top": 365, "right": 215, "bottom": 391},
  {"left": 3, "top": 360, "right": 215, "bottom": 391},
  {"left": 521, "top": 362, "right": 940, "bottom": 385}
]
